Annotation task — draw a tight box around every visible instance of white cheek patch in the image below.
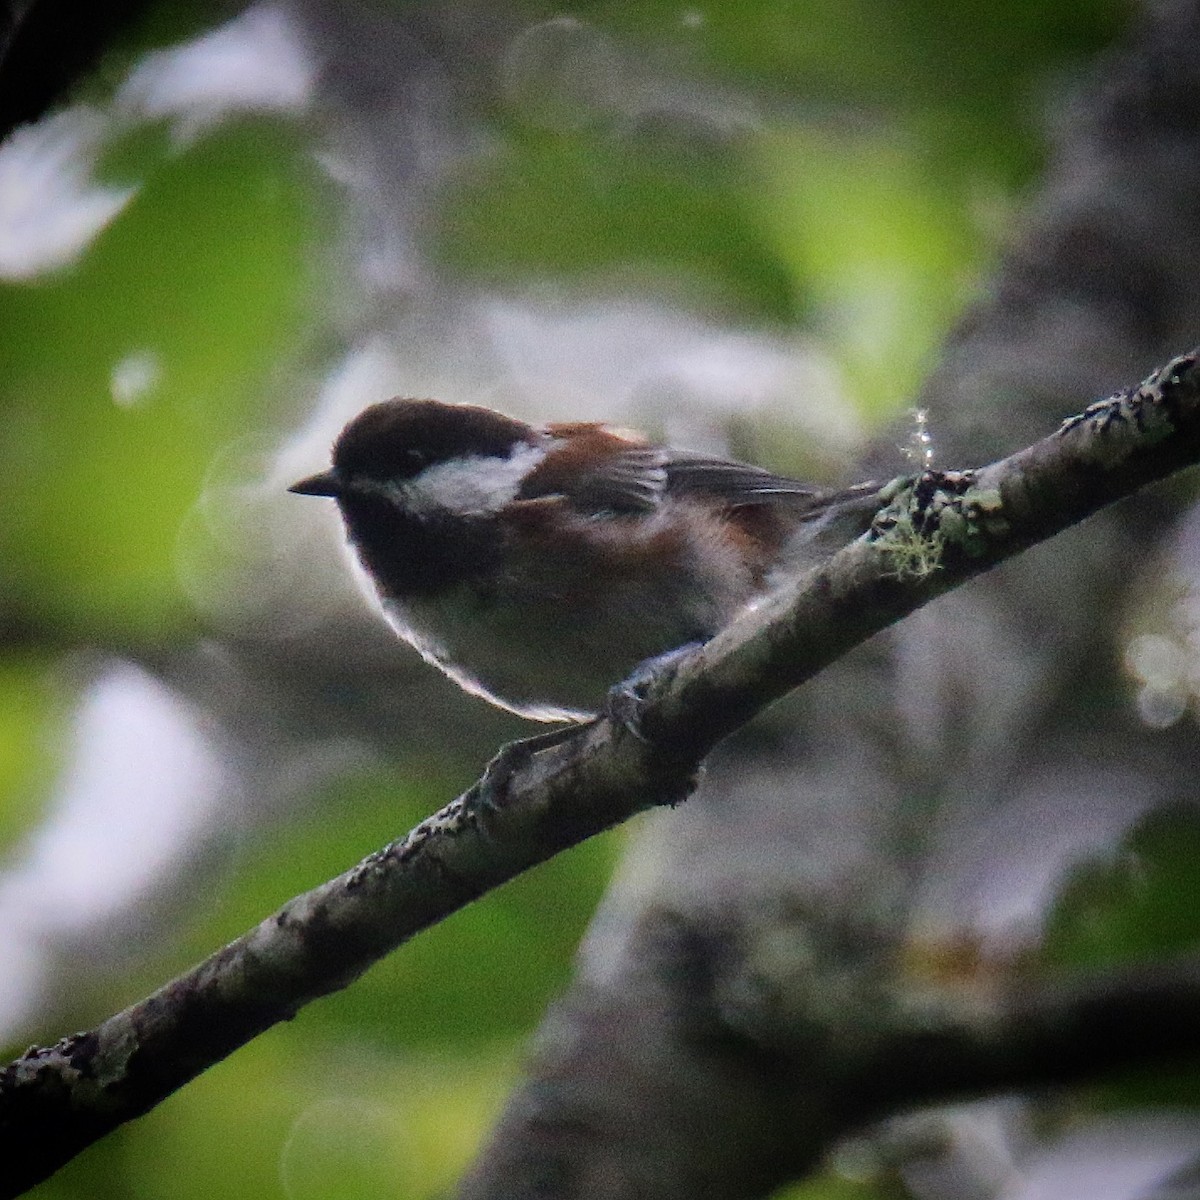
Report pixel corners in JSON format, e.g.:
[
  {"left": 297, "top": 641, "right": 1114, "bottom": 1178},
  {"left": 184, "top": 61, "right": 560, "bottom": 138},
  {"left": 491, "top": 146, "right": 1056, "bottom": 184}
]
[{"left": 406, "top": 440, "right": 549, "bottom": 516}]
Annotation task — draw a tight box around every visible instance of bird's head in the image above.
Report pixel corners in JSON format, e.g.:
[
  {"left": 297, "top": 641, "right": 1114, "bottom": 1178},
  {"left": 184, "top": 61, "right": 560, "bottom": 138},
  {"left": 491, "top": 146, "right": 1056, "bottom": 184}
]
[{"left": 289, "top": 398, "right": 545, "bottom": 517}]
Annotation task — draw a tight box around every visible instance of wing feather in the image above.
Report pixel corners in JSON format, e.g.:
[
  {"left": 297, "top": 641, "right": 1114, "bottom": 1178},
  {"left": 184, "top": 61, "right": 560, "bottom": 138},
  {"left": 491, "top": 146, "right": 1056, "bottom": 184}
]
[
  {"left": 519, "top": 425, "right": 848, "bottom": 517},
  {"left": 661, "top": 452, "right": 820, "bottom": 508},
  {"left": 518, "top": 428, "right": 668, "bottom": 514}
]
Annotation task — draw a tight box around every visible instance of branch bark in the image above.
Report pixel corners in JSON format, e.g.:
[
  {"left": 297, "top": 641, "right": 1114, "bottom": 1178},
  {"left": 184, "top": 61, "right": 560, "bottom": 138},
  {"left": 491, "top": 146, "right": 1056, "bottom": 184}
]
[
  {"left": 857, "top": 956, "right": 1200, "bottom": 1121},
  {"left": 3, "top": 351, "right": 1200, "bottom": 1196}
]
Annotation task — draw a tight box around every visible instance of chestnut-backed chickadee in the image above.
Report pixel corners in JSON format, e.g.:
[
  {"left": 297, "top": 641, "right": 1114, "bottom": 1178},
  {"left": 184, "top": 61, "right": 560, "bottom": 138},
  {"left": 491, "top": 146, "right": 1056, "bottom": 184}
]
[{"left": 290, "top": 399, "right": 879, "bottom": 722}]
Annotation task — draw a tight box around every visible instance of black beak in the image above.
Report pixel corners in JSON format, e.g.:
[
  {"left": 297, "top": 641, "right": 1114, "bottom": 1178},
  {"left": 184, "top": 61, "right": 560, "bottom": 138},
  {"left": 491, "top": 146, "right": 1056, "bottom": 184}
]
[{"left": 288, "top": 469, "right": 342, "bottom": 497}]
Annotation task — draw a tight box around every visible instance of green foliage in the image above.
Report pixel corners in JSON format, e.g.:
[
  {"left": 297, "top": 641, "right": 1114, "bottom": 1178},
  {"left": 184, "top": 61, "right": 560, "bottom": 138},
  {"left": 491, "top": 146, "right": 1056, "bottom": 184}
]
[
  {"left": 582, "top": 0, "right": 1124, "bottom": 131},
  {"left": 772, "top": 1171, "right": 894, "bottom": 1200},
  {"left": 1041, "top": 805, "right": 1200, "bottom": 1112},
  {"left": 0, "top": 120, "right": 318, "bottom": 639},
  {"left": 0, "top": 655, "right": 65, "bottom": 852},
  {"left": 1043, "top": 805, "right": 1200, "bottom": 969},
  {"left": 434, "top": 0, "right": 1127, "bottom": 415},
  {"left": 438, "top": 126, "right": 802, "bottom": 320},
  {"left": 21, "top": 758, "right": 620, "bottom": 1198},
  {"left": 37, "top": 1035, "right": 517, "bottom": 1200},
  {"left": 750, "top": 128, "right": 983, "bottom": 417}
]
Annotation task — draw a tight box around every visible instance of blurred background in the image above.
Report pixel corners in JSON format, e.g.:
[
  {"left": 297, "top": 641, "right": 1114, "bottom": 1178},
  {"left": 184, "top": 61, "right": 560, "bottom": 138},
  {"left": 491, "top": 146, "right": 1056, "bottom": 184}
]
[{"left": 6, "top": 1, "right": 1200, "bottom": 1198}]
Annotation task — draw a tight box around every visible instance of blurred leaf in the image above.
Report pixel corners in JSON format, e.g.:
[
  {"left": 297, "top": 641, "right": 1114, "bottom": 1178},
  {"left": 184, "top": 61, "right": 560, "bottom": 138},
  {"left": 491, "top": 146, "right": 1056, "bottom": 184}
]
[
  {"left": 749, "top": 126, "right": 983, "bottom": 418},
  {"left": 25, "top": 755, "right": 572, "bottom": 1193},
  {"left": 581, "top": 0, "right": 1125, "bottom": 145},
  {"left": 1041, "top": 806, "right": 1200, "bottom": 1112},
  {"left": 436, "top": 125, "right": 800, "bottom": 320},
  {"left": 0, "top": 655, "right": 66, "bottom": 853},
  {"left": 470, "top": 0, "right": 1127, "bottom": 421},
  {"left": 45, "top": 1033, "right": 516, "bottom": 1200},
  {"left": 1043, "top": 805, "right": 1200, "bottom": 969},
  {"left": 0, "top": 119, "right": 320, "bottom": 639},
  {"left": 771, "top": 1168, "right": 891, "bottom": 1200}
]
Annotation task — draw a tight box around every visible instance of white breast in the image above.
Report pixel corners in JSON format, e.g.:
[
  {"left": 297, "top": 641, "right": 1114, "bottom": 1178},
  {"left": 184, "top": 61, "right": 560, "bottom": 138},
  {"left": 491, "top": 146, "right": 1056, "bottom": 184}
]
[{"left": 381, "top": 591, "right": 594, "bottom": 723}]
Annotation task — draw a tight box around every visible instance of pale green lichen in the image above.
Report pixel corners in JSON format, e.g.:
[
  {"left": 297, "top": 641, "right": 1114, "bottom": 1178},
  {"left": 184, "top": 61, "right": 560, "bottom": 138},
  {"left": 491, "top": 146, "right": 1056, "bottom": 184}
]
[
  {"left": 870, "top": 470, "right": 1007, "bottom": 577},
  {"left": 970, "top": 488, "right": 1004, "bottom": 514},
  {"left": 875, "top": 509, "right": 947, "bottom": 579}
]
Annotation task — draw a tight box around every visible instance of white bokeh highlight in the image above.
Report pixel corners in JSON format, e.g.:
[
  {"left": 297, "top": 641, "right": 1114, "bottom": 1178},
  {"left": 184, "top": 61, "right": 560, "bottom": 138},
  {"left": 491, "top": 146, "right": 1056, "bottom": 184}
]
[
  {"left": 0, "top": 107, "right": 135, "bottom": 280},
  {"left": 117, "top": 2, "right": 315, "bottom": 143},
  {"left": 0, "top": 663, "right": 234, "bottom": 1042}
]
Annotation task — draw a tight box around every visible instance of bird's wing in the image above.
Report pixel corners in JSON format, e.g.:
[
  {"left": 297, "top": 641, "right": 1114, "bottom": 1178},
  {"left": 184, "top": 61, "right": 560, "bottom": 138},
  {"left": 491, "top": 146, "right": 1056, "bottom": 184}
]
[
  {"left": 660, "top": 451, "right": 822, "bottom": 508},
  {"left": 517, "top": 425, "right": 669, "bottom": 514},
  {"left": 517, "top": 424, "right": 836, "bottom": 516}
]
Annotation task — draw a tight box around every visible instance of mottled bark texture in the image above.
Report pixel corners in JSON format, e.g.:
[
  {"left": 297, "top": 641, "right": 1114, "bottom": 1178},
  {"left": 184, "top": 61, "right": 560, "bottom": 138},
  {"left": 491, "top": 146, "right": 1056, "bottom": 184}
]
[{"left": 458, "top": 2, "right": 1200, "bottom": 1197}]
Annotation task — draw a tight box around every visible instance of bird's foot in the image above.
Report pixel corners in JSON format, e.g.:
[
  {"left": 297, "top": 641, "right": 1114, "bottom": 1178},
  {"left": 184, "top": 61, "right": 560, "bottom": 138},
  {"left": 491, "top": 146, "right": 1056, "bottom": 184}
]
[
  {"left": 605, "top": 642, "right": 702, "bottom": 742},
  {"left": 478, "top": 722, "right": 592, "bottom": 810}
]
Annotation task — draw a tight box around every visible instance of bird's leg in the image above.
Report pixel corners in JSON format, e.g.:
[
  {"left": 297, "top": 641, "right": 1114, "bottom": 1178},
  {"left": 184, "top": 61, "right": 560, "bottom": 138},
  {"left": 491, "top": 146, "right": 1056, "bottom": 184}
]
[{"left": 476, "top": 640, "right": 703, "bottom": 812}]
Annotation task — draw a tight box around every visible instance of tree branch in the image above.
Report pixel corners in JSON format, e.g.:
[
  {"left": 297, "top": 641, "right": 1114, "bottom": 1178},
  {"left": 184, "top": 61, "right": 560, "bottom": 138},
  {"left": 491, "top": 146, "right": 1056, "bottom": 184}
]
[
  {"left": 3, "top": 350, "right": 1200, "bottom": 1196},
  {"left": 855, "top": 956, "right": 1200, "bottom": 1121}
]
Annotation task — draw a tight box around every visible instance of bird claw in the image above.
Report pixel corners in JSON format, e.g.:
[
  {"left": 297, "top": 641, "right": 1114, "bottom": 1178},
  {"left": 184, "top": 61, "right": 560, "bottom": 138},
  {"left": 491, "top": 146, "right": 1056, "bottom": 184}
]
[
  {"left": 479, "top": 723, "right": 590, "bottom": 809},
  {"left": 605, "top": 642, "right": 702, "bottom": 742}
]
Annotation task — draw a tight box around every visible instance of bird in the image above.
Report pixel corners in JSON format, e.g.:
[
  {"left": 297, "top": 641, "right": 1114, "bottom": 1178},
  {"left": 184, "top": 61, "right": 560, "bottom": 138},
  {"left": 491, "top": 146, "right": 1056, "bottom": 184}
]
[{"left": 290, "top": 398, "right": 879, "bottom": 723}]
